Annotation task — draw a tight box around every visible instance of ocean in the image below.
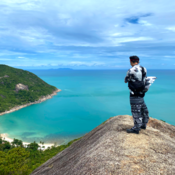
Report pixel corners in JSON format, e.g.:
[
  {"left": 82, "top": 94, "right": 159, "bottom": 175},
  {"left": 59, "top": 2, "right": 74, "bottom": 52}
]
[{"left": 0, "top": 69, "right": 175, "bottom": 145}]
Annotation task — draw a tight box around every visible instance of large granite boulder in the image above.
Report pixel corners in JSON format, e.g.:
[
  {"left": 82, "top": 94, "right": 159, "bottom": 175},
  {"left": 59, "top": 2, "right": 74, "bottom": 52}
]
[
  {"left": 31, "top": 115, "right": 175, "bottom": 175},
  {"left": 15, "top": 83, "right": 29, "bottom": 93}
]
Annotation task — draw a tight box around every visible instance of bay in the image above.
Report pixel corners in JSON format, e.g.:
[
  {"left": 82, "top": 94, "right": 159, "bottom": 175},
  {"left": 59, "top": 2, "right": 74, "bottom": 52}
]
[{"left": 0, "top": 69, "right": 174, "bottom": 144}]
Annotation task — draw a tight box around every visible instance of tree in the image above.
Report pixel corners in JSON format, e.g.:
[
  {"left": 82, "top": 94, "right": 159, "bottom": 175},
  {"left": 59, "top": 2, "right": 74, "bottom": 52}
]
[
  {"left": 27, "top": 141, "right": 39, "bottom": 151},
  {"left": 12, "top": 138, "right": 23, "bottom": 147},
  {"left": 0, "top": 147, "right": 30, "bottom": 175},
  {"left": 0, "top": 138, "right": 2, "bottom": 144},
  {"left": 2, "top": 141, "right": 11, "bottom": 151}
]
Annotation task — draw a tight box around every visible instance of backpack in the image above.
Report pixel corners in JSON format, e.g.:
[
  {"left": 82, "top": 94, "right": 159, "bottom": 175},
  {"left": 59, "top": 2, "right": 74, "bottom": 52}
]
[{"left": 128, "top": 66, "right": 146, "bottom": 92}]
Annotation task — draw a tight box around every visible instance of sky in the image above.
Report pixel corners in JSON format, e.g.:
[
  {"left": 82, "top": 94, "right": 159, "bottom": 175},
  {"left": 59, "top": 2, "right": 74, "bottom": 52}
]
[{"left": 0, "top": 0, "right": 175, "bottom": 70}]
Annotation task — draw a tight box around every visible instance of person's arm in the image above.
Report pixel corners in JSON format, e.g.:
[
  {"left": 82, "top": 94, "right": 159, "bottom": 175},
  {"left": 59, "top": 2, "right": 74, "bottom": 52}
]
[
  {"left": 143, "top": 67, "right": 147, "bottom": 82},
  {"left": 125, "top": 70, "right": 130, "bottom": 83},
  {"left": 143, "top": 67, "right": 148, "bottom": 93}
]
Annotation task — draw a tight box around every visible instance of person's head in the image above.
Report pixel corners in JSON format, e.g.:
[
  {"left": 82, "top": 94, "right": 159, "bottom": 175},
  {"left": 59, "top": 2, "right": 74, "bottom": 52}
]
[{"left": 129, "top": 55, "right": 140, "bottom": 66}]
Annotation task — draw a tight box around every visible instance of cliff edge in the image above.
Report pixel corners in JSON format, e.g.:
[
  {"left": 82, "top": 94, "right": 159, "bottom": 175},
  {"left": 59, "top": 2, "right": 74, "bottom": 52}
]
[{"left": 31, "top": 115, "right": 175, "bottom": 175}]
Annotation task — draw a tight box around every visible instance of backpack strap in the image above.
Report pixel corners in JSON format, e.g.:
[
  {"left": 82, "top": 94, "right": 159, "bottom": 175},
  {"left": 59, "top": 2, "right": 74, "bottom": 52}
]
[{"left": 141, "top": 66, "right": 145, "bottom": 81}]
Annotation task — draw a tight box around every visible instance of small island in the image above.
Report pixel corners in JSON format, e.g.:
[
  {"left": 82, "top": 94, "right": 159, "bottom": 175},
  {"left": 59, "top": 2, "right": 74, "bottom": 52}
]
[{"left": 57, "top": 68, "right": 73, "bottom": 70}]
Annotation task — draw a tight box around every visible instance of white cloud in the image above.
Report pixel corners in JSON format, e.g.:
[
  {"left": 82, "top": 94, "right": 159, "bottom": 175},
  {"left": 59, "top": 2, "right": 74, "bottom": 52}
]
[
  {"left": 114, "top": 37, "right": 154, "bottom": 43},
  {"left": 111, "top": 33, "right": 122, "bottom": 36},
  {"left": 166, "top": 26, "right": 175, "bottom": 32},
  {"left": 0, "top": 58, "right": 12, "bottom": 60},
  {"left": 164, "top": 56, "right": 174, "bottom": 58},
  {"left": 139, "top": 20, "right": 152, "bottom": 26},
  {"left": 11, "top": 61, "right": 106, "bottom": 67},
  {"left": 69, "top": 61, "right": 105, "bottom": 66},
  {"left": 0, "top": 0, "right": 175, "bottom": 68}
]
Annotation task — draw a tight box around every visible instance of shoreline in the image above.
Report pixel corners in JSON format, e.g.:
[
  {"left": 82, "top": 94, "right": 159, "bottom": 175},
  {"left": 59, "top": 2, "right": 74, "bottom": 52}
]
[
  {"left": 0, "top": 88, "right": 62, "bottom": 150},
  {"left": 0, "top": 88, "right": 61, "bottom": 116},
  {"left": 0, "top": 133, "right": 56, "bottom": 150}
]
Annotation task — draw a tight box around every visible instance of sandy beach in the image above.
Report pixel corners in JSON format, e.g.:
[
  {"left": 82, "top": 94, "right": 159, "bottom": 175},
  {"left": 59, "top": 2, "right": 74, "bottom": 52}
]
[
  {"left": 0, "top": 88, "right": 61, "bottom": 116},
  {"left": 0, "top": 133, "right": 55, "bottom": 150},
  {"left": 0, "top": 88, "right": 61, "bottom": 150}
]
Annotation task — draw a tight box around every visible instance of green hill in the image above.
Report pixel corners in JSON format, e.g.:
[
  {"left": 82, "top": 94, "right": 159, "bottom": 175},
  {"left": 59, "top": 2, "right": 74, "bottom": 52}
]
[{"left": 0, "top": 64, "right": 57, "bottom": 113}]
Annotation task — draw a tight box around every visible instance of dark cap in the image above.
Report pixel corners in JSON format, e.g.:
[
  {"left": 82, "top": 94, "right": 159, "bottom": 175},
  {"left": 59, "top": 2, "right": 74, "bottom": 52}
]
[{"left": 129, "top": 56, "right": 139, "bottom": 61}]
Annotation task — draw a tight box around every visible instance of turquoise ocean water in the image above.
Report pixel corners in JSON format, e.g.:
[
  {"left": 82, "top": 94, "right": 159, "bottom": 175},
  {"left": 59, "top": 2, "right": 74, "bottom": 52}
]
[{"left": 0, "top": 69, "right": 175, "bottom": 144}]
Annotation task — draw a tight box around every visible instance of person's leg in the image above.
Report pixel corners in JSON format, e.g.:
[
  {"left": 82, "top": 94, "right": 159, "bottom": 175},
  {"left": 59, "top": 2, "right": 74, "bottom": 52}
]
[
  {"left": 129, "top": 96, "right": 144, "bottom": 130},
  {"left": 141, "top": 99, "right": 149, "bottom": 128}
]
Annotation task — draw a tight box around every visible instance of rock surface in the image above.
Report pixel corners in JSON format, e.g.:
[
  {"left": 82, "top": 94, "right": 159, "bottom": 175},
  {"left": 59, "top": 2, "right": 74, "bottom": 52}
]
[
  {"left": 0, "top": 94, "right": 6, "bottom": 98},
  {"left": 31, "top": 115, "right": 175, "bottom": 175},
  {"left": 15, "top": 83, "right": 29, "bottom": 92}
]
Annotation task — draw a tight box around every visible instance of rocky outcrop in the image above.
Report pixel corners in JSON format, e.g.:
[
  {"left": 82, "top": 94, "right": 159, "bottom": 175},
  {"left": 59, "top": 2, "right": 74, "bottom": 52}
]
[
  {"left": 0, "top": 94, "right": 6, "bottom": 98},
  {"left": 0, "top": 75, "right": 9, "bottom": 79},
  {"left": 31, "top": 115, "right": 175, "bottom": 175},
  {"left": 15, "top": 83, "right": 29, "bottom": 92}
]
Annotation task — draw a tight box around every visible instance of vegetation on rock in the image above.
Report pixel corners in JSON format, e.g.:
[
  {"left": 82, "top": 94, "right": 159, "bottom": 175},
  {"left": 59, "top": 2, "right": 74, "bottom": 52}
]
[{"left": 0, "top": 64, "right": 57, "bottom": 112}]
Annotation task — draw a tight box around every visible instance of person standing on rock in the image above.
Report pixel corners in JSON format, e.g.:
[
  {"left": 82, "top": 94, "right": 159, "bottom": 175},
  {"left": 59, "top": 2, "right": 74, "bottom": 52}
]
[{"left": 125, "top": 56, "right": 149, "bottom": 134}]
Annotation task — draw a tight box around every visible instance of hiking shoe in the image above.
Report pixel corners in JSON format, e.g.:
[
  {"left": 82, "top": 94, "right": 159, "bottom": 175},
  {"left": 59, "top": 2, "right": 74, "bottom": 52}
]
[
  {"left": 140, "top": 125, "right": 146, "bottom": 129},
  {"left": 127, "top": 128, "right": 140, "bottom": 134}
]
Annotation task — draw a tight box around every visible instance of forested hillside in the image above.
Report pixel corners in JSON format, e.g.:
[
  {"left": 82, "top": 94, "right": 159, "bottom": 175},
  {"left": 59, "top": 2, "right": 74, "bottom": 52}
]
[
  {"left": 0, "top": 137, "right": 82, "bottom": 175},
  {"left": 0, "top": 64, "right": 57, "bottom": 112}
]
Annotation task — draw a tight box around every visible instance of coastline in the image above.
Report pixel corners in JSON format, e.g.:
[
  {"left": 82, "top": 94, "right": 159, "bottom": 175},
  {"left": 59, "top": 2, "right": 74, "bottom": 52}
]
[
  {"left": 0, "top": 88, "right": 61, "bottom": 150},
  {"left": 0, "top": 133, "right": 55, "bottom": 150},
  {"left": 0, "top": 88, "right": 61, "bottom": 116}
]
